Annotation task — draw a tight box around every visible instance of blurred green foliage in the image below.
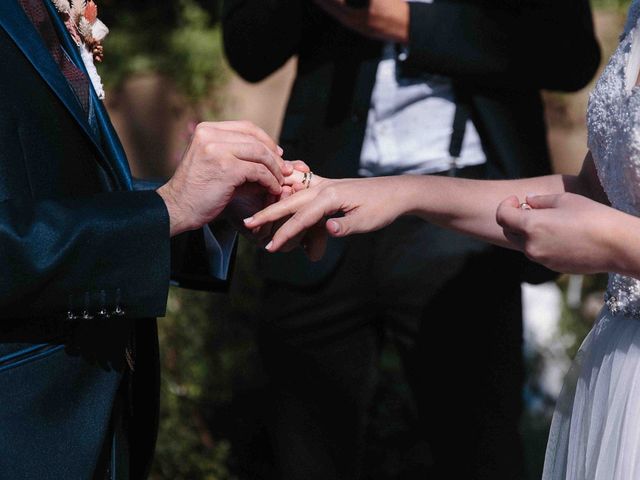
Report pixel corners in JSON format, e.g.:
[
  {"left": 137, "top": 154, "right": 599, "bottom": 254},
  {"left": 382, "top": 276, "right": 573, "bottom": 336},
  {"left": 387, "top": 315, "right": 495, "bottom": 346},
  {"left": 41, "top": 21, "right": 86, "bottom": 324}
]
[
  {"left": 558, "top": 275, "right": 608, "bottom": 358},
  {"left": 151, "top": 239, "right": 274, "bottom": 480},
  {"left": 592, "top": 0, "right": 631, "bottom": 9},
  {"left": 152, "top": 288, "right": 236, "bottom": 480},
  {"left": 101, "top": 0, "right": 226, "bottom": 103}
]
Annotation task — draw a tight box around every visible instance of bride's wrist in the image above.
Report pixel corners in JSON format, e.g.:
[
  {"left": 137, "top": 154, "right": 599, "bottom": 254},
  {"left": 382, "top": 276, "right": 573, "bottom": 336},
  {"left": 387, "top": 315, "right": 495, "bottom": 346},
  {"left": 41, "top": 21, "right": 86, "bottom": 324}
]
[{"left": 394, "top": 175, "right": 425, "bottom": 218}]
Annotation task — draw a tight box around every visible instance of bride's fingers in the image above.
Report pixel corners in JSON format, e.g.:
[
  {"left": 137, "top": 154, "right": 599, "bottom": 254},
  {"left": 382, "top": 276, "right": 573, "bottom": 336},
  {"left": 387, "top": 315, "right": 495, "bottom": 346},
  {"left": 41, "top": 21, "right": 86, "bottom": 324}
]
[
  {"left": 245, "top": 189, "right": 317, "bottom": 228},
  {"left": 275, "top": 221, "right": 328, "bottom": 260},
  {"left": 526, "top": 193, "right": 561, "bottom": 209},
  {"left": 266, "top": 199, "right": 336, "bottom": 251},
  {"left": 279, "top": 185, "right": 295, "bottom": 200},
  {"left": 283, "top": 169, "right": 307, "bottom": 186},
  {"left": 496, "top": 196, "right": 527, "bottom": 233},
  {"left": 286, "top": 160, "right": 311, "bottom": 173},
  {"left": 283, "top": 169, "right": 325, "bottom": 189}
]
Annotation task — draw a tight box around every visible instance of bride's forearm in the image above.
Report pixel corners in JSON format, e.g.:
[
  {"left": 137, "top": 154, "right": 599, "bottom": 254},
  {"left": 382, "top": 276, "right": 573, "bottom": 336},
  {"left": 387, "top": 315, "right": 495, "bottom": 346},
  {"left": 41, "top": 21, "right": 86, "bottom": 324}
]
[
  {"left": 397, "top": 173, "right": 574, "bottom": 248},
  {"left": 257, "top": 154, "right": 605, "bottom": 256},
  {"left": 395, "top": 153, "right": 605, "bottom": 249}
]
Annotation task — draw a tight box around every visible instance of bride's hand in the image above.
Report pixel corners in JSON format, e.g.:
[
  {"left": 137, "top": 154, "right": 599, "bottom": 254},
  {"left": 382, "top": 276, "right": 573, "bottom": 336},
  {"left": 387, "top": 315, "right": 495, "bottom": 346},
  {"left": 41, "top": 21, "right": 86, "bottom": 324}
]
[
  {"left": 496, "top": 192, "right": 621, "bottom": 275},
  {"left": 244, "top": 176, "right": 408, "bottom": 255}
]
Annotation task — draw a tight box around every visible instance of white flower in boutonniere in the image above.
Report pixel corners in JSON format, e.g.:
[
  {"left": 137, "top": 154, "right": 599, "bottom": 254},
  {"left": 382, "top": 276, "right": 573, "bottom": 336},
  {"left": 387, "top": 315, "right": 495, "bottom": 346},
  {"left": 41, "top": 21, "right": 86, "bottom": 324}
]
[
  {"left": 52, "top": 0, "right": 70, "bottom": 13},
  {"left": 52, "top": 0, "right": 110, "bottom": 100}
]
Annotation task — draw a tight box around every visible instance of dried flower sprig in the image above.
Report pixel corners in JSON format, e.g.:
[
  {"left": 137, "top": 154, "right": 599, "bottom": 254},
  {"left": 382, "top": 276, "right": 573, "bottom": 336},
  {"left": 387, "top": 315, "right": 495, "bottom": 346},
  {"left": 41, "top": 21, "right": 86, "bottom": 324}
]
[{"left": 51, "top": 0, "right": 109, "bottom": 99}]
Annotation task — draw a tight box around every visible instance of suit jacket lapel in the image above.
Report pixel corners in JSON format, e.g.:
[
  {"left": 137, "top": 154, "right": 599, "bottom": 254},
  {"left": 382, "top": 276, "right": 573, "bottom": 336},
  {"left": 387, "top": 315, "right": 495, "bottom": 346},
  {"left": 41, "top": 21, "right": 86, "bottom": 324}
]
[
  {"left": 42, "top": 0, "right": 133, "bottom": 190},
  {"left": 0, "top": 0, "right": 132, "bottom": 190}
]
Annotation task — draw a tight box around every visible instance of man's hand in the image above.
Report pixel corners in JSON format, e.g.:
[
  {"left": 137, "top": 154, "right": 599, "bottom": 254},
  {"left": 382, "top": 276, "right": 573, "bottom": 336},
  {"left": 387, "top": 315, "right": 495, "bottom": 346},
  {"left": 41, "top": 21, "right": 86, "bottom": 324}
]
[
  {"left": 313, "top": 0, "right": 409, "bottom": 44},
  {"left": 157, "top": 121, "right": 291, "bottom": 237}
]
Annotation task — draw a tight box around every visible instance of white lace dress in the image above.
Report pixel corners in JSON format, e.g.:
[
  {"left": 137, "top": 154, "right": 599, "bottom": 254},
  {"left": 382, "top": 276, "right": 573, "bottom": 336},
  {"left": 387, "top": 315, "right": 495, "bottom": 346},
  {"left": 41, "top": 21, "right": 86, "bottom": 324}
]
[{"left": 543, "top": 3, "right": 640, "bottom": 478}]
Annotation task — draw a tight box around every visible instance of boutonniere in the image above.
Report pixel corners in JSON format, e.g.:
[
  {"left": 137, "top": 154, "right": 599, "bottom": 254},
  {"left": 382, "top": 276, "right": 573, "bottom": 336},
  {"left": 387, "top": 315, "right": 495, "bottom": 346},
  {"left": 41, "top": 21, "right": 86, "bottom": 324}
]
[{"left": 51, "top": 0, "right": 109, "bottom": 100}]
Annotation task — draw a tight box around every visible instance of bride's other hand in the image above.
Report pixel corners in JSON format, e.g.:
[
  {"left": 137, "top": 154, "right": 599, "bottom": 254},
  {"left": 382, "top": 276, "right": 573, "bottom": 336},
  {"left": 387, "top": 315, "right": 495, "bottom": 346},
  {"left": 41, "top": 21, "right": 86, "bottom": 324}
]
[
  {"left": 496, "top": 192, "right": 624, "bottom": 275},
  {"left": 244, "top": 176, "right": 407, "bottom": 254}
]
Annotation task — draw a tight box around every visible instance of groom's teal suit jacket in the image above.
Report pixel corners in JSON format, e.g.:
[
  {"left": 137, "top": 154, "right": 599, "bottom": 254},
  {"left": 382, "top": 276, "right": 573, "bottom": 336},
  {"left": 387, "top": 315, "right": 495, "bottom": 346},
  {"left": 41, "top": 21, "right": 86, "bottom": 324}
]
[{"left": 0, "top": 1, "right": 232, "bottom": 478}]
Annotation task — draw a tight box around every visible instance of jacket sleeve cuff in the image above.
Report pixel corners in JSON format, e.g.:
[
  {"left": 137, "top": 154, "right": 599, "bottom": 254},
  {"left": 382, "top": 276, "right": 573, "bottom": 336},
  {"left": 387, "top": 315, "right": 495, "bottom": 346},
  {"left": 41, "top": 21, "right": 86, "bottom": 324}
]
[
  {"left": 94, "top": 190, "right": 171, "bottom": 320},
  {"left": 170, "top": 221, "right": 238, "bottom": 292}
]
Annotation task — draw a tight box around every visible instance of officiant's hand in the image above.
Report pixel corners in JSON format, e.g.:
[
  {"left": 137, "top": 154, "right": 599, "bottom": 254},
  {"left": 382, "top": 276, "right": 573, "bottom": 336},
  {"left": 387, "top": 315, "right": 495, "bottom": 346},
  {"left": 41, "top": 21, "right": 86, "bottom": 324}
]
[
  {"left": 313, "top": 0, "right": 409, "bottom": 44},
  {"left": 496, "top": 193, "right": 625, "bottom": 275},
  {"left": 157, "top": 121, "right": 291, "bottom": 237}
]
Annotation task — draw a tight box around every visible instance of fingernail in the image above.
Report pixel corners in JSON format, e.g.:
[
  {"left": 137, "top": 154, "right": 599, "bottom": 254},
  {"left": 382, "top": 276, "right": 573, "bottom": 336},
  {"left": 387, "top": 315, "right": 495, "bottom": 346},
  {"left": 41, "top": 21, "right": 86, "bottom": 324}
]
[
  {"left": 526, "top": 192, "right": 539, "bottom": 199},
  {"left": 277, "top": 146, "right": 284, "bottom": 156},
  {"left": 243, "top": 217, "right": 254, "bottom": 225},
  {"left": 328, "top": 220, "right": 340, "bottom": 233},
  {"left": 265, "top": 241, "right": 273, "bottom": 251}
]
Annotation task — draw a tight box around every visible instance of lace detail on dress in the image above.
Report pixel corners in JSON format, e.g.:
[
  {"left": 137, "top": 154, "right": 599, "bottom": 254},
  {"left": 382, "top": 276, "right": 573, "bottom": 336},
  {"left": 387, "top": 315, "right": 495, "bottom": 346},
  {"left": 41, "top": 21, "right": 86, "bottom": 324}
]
[
  {"left": 588, "top": 0, "right": 640, "bottom": 318},
  {"left": 605, "top": 290, "right": 640, "bottom": 318}
]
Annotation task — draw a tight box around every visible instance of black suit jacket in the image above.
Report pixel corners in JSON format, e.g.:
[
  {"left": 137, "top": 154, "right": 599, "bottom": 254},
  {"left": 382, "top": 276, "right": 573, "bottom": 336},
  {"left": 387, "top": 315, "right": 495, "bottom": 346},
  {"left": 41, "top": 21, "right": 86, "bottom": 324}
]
[
  {"left": 0, "top": 2, "right": 231, "bottom": 478},
  {"left": 223, "top": 0, "right": 600, "bottom": 286}
]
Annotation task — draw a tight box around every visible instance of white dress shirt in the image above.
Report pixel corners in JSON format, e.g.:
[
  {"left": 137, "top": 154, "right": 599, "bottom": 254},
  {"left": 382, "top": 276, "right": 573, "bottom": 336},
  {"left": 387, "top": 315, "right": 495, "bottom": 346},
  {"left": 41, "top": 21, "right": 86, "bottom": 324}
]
[{"left": 359, "top": 1, "right": 486, "bottom": 177}]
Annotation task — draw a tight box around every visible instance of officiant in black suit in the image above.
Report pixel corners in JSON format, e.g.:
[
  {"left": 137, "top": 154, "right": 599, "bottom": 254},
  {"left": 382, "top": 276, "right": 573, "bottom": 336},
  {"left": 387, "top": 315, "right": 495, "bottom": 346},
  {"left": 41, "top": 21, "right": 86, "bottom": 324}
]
[{"left": 223, "top": 1, "right": 600, "bottom": 478}]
